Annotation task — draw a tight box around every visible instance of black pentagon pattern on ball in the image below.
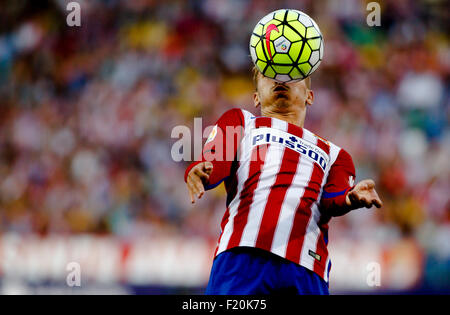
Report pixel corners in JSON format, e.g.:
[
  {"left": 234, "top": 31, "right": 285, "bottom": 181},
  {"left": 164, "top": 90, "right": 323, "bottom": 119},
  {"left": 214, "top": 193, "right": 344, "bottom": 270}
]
[
  {"left": 271, "top": 9, "right": 301, "bottom": 81},
  {"left": 304, "top": 29, "right": 323, "bottom": 74}
]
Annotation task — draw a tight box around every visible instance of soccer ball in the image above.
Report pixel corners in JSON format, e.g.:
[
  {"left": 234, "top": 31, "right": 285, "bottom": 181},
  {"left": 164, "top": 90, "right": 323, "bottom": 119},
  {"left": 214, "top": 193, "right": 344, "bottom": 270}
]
[{"left": 249, "top": 9, "right": 324, "bottom": 83}]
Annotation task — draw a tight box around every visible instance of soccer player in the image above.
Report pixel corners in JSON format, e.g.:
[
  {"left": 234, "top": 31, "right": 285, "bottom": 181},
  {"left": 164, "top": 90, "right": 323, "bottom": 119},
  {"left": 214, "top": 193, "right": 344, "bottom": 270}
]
[{"left": 184, "top": 67, "right": 382, "bottom": 295}]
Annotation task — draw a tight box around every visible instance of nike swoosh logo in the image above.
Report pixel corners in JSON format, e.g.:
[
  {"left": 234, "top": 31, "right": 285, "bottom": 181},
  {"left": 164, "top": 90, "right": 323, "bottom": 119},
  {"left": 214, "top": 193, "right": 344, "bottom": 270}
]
[{"left": 265, "top": 24, "right": 279, "bottom": 61}]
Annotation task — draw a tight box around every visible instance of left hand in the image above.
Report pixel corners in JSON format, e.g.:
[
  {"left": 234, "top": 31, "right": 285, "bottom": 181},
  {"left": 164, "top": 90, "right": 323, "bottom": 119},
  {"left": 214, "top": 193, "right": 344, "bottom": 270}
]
[{"left": 346, "top": 179, "right": 383, "bottom": 209}]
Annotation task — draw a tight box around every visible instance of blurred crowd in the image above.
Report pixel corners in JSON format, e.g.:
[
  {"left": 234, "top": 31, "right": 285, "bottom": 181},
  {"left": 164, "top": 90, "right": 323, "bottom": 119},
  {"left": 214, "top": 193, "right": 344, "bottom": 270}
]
[{"left": 0, "top": 0, "right": 448, "bottom": 289}]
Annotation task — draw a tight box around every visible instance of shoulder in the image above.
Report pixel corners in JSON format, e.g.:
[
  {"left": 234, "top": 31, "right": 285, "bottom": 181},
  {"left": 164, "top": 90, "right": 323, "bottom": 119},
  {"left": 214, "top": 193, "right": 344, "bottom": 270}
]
[
  {"left": 326, "top": 139, "right": 353, "bottom": 167},
  {"left": 218, "top": 108, "right": 254, "bottom": 128},
  {"left": 330, "top": 145, "right": 354, "bottom": 170},
  {"left": 304, "top": 129, "right": 353, "bottom": 166},
  {"left": 303, "top": 128, "right": 338, "bottom": 153},
  {"left": 315, "top": 136, "right": 355, "bottom": 175}
]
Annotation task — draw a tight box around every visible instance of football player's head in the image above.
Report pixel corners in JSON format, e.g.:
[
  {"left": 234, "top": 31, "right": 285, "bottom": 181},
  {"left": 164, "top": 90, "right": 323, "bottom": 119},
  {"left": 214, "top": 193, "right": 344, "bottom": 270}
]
[{"left": 252, "top": 66, "right": 313, "bottom": 113}]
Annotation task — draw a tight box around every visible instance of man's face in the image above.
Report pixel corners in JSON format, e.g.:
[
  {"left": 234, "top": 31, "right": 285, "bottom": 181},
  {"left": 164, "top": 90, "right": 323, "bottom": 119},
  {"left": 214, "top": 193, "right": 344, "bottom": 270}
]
[{"left": 254, "top": 72, "right": 313, "bottom": 110}]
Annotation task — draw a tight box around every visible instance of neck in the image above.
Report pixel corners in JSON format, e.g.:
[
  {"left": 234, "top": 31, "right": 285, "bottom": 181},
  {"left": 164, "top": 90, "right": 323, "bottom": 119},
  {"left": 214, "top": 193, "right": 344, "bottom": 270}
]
[{"left": 261, "top": 105, "right": 306, "bottom": 128}]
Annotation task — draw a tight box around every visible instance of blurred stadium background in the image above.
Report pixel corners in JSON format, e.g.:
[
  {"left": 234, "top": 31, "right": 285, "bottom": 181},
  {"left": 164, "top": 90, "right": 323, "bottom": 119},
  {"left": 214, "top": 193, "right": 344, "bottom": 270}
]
[{"left": 0, "top": 0, "right": 448, "bottom": 294}]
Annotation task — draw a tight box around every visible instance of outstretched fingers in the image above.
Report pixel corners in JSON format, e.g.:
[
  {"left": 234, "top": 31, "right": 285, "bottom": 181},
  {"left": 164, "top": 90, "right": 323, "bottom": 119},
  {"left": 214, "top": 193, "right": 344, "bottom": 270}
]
[
  {"left": 349, "top": 187, "right": 383, "bottom": 209},
  {"left": 371, "top": 189, "right": 383, "bottom": 208}
]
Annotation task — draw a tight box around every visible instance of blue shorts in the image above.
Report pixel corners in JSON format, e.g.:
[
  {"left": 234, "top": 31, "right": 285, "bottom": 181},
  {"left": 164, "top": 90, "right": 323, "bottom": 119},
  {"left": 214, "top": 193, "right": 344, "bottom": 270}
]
[{"left": 206, "top": 247, "right": 329, "bottom": 295}]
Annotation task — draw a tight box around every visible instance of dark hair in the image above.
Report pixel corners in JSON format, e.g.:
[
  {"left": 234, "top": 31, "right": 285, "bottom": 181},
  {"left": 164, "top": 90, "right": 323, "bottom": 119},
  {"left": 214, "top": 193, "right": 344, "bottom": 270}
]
[{"left": 252, "top": 65, "right": 311, "bottom": 90}]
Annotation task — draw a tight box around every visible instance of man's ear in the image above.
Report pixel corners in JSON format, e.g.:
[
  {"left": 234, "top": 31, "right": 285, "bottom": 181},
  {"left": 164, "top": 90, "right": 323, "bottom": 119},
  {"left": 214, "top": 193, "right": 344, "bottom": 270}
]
[
  {"left": 306, "top": 89, "right": 314, "bottom": 106},
  {"left": 253, "top": 91, "right": 261, "bottom": 108}
]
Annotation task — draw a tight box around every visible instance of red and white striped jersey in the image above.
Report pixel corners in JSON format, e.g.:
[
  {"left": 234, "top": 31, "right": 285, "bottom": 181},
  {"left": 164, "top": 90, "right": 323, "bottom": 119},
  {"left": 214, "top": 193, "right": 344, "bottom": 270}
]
[{"left": 185, "top": 108, "right": 355, "bottom": 282}]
